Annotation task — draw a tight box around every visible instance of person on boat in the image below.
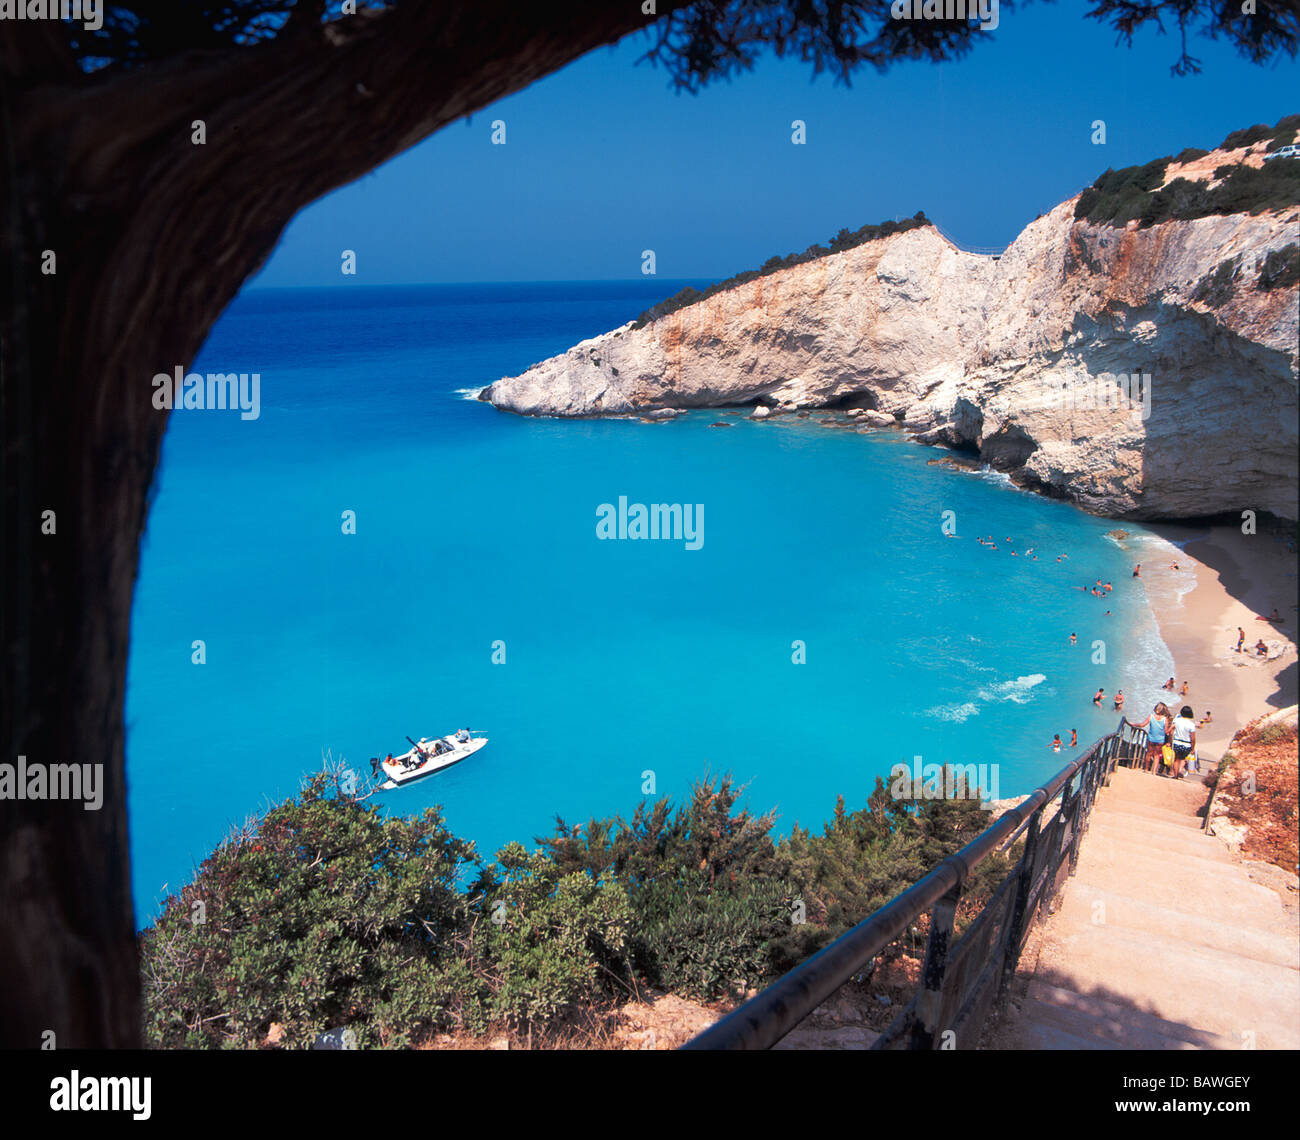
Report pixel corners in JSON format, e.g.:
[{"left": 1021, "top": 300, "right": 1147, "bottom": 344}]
[
  {"left": 456, "top": 727, "right": 470, "bottom": 743},
  {"left": 370, "top": 756, "right": 381, "bottom": 778}
]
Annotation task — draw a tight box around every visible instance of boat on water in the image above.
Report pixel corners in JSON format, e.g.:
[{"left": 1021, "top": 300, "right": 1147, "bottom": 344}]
[{"left": 372, "top": 730, "right": 487, "bottom": 790}]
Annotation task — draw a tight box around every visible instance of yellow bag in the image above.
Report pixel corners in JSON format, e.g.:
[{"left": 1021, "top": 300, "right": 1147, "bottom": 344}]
[{"left": 1161, "top": 744, "right": 1174, "bottom": 766}]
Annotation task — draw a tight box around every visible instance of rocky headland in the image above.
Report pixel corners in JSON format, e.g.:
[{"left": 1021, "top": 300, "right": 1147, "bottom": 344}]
[{"left": 483, "top": 128, "right": 1300, "bottom": 522}]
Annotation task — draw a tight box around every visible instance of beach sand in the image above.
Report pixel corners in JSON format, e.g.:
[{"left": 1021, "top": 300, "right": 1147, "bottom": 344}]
[{"left": 1136, "top": 523, "right": 1298, "bottom": 761}]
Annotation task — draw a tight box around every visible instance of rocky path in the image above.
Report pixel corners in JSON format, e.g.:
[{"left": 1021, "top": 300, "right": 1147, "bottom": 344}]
[{"left": 992, "top": 765, "right": 1300, "bottom": 1049}]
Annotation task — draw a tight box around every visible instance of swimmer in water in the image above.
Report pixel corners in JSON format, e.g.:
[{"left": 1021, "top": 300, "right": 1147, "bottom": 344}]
[
  {"left": 1114, "top": 690, "right": 1124, "bottom": 711},
  {"left": 1103, "top": 582, "right": 1112, "bottom": 591},
  {"left": 1133, "top": 564, "right": 1141, "bottom": 578},
  {"left": 1093, "top": 688, "right": 1104, "bottom": 706},
  {"left": 1052, "top": 734, "right": 1062, "bottom": 753},
  {"left": 1070, "top": 729, "right": 1077, "bottom": 747},
  {"left": 1069, "top": 632, "right": 1077, "bottom": 645}
]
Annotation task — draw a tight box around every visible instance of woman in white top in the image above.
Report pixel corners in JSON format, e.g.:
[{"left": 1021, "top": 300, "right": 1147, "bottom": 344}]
[{"left": 1170, "top": 705, "right": 1196, "bottom": 779}]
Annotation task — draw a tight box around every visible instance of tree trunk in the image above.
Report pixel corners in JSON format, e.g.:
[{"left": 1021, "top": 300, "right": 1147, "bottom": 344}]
[{"left": 1, "top": 1, "right": 681, "bottom": 1048}]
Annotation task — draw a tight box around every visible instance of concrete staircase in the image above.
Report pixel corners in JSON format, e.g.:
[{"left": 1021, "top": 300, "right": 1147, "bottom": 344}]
[{"left": 994, "top": 764, "right": 1300, "bottom": 1050}]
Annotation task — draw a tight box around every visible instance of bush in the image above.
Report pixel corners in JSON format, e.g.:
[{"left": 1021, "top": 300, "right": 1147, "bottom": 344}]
[
  {"left": 1258, "top": 244, "right": 1300, "bottom": 291},
  {"left": 1077, "top": 147, "right": 1300, "bottom": 228},
  {"left": 140, "top": 770, "right": 479, "bottom": 1049},
  {"left": 1222, "top": 123, "right": 1275, "bottom": 151},
  {"left": 1173, "top": 146, "right": 1209, "bottom": 164},
  {"left": 632, "top": 875, "right": 790, "bottom": 999},
  {"left": 469, "top": 844, "right": 634, "bottom": 1028},
  {"left": 140, "top": 765, "right": 1028, "bottom": 1047},
  {"left": 1193, "top": 258, "right": 1239, "bottom": 307}
]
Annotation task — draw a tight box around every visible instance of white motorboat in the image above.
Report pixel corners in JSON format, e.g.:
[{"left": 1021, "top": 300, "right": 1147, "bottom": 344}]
[{"left": 373, "top": 732, "right": 487, "bottom": 790}]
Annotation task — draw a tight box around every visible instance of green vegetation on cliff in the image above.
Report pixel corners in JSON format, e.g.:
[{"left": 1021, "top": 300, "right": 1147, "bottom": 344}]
[
  {"left": 140, "top": 763, "right": 1005, "bottom": 1048},
  {"left": 631, "top": 212, "right": 931, "bottom": 329},
  {"left": 1074, "top": 114, "right": 1300, "bottom": 227}
]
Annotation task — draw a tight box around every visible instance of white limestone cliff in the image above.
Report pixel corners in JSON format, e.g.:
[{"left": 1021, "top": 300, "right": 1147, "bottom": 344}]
[{"left": 483, "top": 156, "right": 1299, "bottom": 522}]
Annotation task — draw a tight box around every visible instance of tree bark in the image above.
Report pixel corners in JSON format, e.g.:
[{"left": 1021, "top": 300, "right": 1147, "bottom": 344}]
[{"left": 1, "top": 0, "right": 684, "bottom": 1048}]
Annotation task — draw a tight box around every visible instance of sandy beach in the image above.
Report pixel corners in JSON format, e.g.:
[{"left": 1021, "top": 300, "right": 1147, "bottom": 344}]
[{"left": 1134, "top": 523, "right": 1298, "bottom": 760}]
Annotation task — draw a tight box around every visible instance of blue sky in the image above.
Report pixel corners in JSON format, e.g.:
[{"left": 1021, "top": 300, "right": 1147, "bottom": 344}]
[{"left": 250, "top": 2, "right": 1297, "bottom": 288}]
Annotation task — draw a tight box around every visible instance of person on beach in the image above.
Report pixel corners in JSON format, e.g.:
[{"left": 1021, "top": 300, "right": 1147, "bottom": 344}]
[
  {"left": 1070, "top": 632, "right": 1077, "bottom": 645},
  {"left": 1256, "top": 639, "right": 1268, "bottom": 656},
  {"left": 1052, "top": 734, "right": 1062, "bottom": 752},
  {"left": 1170, "top": 706, "right": 1196, "bottom": 779},
  {"left": 1126, "top": 703, "right": 1171, "bottom": 773},
  {"left": 1093, "top": 688, "right": 1104, "bottom": 706},
  {"left": 1133, "top": 564, "right": 1141, "bottom": 578},
  {"left": 1180, "top": 681, "right": 1189, "bottom": 696},
  {"left": 1198, "top": 711, "right": 1213, "bottom": 728},
  {"left": 1163, "top": 677, "right": 1175, "bottom": 691},
  {"left": 1114, "top": 690, "right": 1125, "bottom": 711},
  {"left": 1071, "top": 729, "right": 1077, "bottom": 748},
  {"left": 1237, "top": 627, "right": 1246, "bottom": 652}
]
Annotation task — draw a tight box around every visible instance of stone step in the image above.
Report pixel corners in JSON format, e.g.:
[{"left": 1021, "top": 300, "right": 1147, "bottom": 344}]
[
  {"left": 1106, "top": 766, "right": 1212, "bottom": 808},
  {"left": 1032, "top": 922, "right": 1299, "bottom": 1048},
  {"left": 1094, "top": 799, "right": 1205, "bottom": 831},
  {"left": 1074, "top": 829, "right": 1245, "bottom": 877},
  {"left": 1022, "top": 980, "right": 1236, "bottom": 1050},
  {"left": 1083, "top": 814, "right": 1233, "bottom": 861},
  {"left": 1008, "top": 1010, "right": 1123, "bottom": 1051},
  {"left": 1056, "top": 882, "right": 1299, "bottom": 966}
]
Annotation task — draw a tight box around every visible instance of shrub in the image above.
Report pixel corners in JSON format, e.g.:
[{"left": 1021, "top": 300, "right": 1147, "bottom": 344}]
[
  {"left": 469, "top": 844, "right": 634, "bottom": 1028},
  {"left": 1077, "top": 145, "right": 1300, "bottom": 227},
  {"left": 140, "top": 766, "right": 1029, "bottom": 1047},
  {"left": 140, "top": 770, "right": 479, "bottom": 1049},
  {"left": 1221, "top": 123, "right": 1275, "bottom": 151},
  {"left": 1258, "top": 244, "right": 1300, "bottom": 291},
  {"left": 1192, "top": 258, "right": 1239, "bottom": 307}
]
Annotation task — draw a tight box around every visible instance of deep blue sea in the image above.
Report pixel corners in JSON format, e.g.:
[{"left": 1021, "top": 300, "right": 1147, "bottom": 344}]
[{"left": 125, "top": 281, "right": 1175, "bottom": 925}]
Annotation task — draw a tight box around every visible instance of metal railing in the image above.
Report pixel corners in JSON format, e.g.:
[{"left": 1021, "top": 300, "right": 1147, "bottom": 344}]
[
  {"left": 683, "top": 717, "right": 1149, "bottom": 1050},
  {"left": 928, "top": 219, "right": 1009, "bottom": 259}
]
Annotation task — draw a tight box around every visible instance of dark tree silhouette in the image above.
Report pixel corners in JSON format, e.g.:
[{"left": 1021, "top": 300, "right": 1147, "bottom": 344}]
[{"left": 1, "top": 0, "right": 1294, "bottom": 1048}]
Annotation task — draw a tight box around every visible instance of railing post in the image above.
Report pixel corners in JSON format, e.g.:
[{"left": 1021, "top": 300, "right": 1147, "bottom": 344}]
[
  {"left": 909, "top": 881, "right": 961, "bottom": 1049},
  {"left": 1000, "top": 804, "right": 1043, "bottom": 992}
]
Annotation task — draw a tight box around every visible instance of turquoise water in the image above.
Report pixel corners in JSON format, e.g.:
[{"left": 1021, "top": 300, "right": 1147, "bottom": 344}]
[{"left": 125, "top": 282, "right": 1172, "bottom": 925}]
